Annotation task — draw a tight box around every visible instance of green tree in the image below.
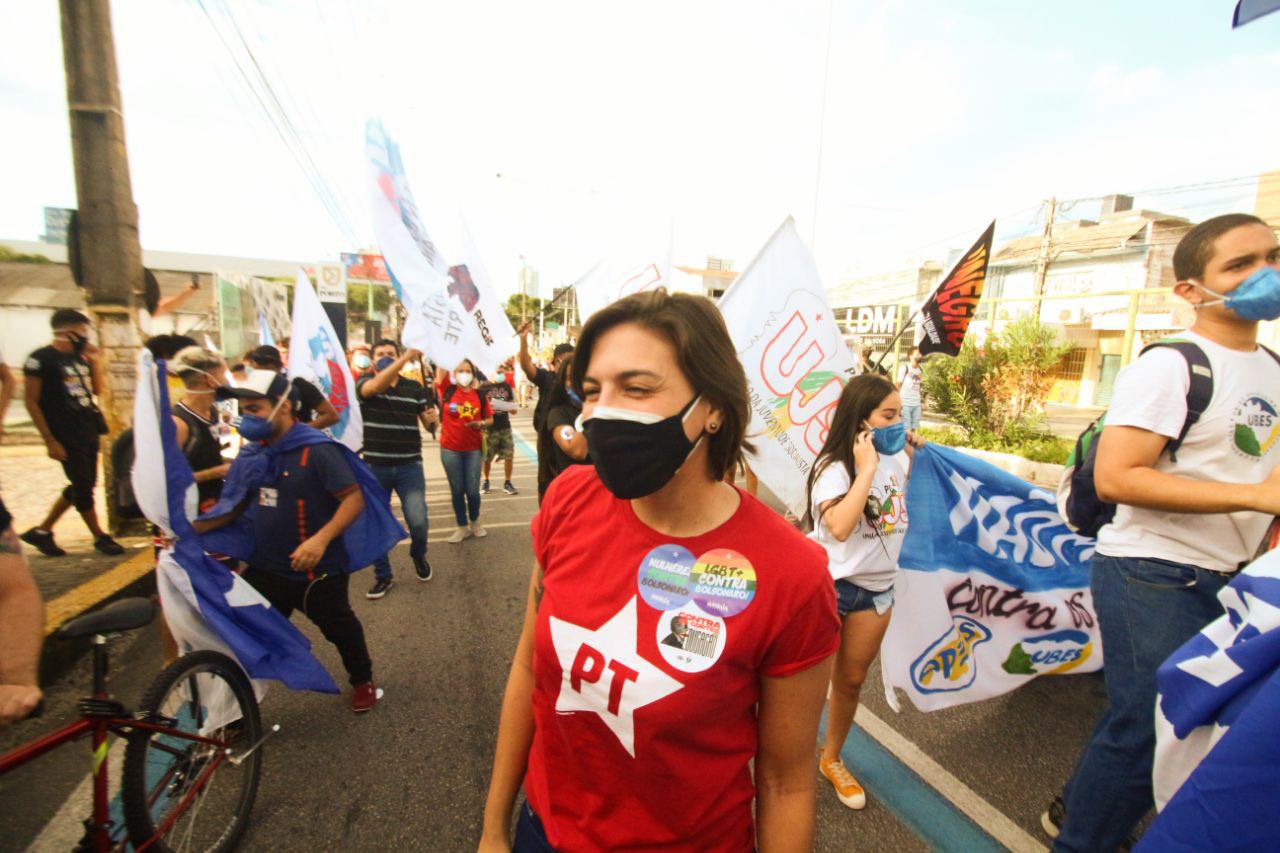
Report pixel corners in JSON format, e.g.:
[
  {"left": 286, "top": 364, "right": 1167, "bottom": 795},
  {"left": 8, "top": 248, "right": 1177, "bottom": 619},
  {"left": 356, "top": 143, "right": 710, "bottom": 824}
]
[
  {"left": 505, "top": 293, "right": 547, "bottom": 329},
  {"left": 922, "top": 315, "right": 1071, "bottom": 448},
  {"left": 0, "top": 246, "right": 52, "bottom": 263}
]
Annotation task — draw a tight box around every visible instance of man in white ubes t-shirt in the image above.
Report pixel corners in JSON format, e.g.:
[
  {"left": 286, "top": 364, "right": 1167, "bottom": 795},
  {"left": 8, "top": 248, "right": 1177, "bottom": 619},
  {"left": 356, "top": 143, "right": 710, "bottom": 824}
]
[{"left": 1048, "top": 214, "right": 1280, "bottom": 852}]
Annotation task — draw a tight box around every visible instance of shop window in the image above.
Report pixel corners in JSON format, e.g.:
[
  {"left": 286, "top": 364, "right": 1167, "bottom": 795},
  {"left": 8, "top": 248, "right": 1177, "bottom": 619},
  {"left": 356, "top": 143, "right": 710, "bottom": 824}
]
[{"left": 1053, "top": 347, "right": 1087, "bottom": 381}]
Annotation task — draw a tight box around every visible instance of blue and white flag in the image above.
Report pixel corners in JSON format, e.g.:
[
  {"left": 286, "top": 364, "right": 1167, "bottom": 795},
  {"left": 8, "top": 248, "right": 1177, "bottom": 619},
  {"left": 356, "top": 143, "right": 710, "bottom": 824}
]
[
  {"left": 287, "top": 268, "right": 363, "bottom": 453},
  {"left": 1141, "top": 548, "right": 1280, "bottom": 850},
  {"left": 132, "top": 350, "right": 339, "bottom": 697},
  {"left": 880, "top": 445, "right": 1102, "bottom": 711}
]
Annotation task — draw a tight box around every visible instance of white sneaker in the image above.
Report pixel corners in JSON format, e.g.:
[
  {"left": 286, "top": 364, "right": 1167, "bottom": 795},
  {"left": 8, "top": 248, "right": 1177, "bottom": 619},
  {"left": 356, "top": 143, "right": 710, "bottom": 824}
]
[
  {"left": 447, "top": 526, "right": 472, "bottom": 544},
  {"left": 470, "top": 521, "right": 487, "bottom": 538}
]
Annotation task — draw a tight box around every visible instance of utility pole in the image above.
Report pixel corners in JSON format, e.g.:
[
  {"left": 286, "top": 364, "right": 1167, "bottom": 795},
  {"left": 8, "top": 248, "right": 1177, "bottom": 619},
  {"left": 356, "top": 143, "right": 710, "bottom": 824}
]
[
  {"left": 60, "top": 0, "right": 146, "bottom": 534},
  {"left": 1032, "top": 197, "right": 1058, "bottom": 320}
]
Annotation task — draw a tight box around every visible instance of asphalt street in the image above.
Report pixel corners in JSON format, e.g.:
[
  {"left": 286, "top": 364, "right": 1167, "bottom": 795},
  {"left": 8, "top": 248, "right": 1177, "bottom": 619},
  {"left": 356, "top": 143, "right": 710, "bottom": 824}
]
[{"left": 0, "top": 411, "right": 1109, "bottom": 852}]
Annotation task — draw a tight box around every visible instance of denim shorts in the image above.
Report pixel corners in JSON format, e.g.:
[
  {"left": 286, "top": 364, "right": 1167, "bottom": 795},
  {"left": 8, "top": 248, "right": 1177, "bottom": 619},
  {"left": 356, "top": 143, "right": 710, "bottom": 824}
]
[{"left": 835, "top": 579, "right": 894, "bottom": 617}]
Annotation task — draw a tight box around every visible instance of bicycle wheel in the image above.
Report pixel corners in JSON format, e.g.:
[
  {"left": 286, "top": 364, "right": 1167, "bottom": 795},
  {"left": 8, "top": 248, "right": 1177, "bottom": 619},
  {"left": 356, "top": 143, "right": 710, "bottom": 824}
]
[{"left": 122, "top": 650, "right": 262, "bottom": 853}]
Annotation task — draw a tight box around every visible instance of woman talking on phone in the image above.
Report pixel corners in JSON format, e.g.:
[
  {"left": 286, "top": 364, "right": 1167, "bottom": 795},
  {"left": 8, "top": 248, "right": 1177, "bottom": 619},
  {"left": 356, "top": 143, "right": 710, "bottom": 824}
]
[
  {"left": 804, "top": 373, "right": 922, "bottom": 811},
  {"left": 480, "top": 290, "right": 840, "bottom": 852}
]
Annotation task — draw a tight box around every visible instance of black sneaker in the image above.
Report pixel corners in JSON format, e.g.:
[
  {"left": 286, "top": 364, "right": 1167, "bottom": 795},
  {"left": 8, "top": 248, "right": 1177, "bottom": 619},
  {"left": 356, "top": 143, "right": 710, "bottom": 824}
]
[
  {"left": 503, "top": 481, "right": 518, "bottom": 495},
  {"left": 1041, "top": 796, "right": 1065, "bottom": 840},
  {"left": 414, "top": 556, "right": 432, "bottom": 582},
  {"left": 93, "top": 535, "right": 125, "bottom": 556},
  {"left": 366, "top": 578, "right": 393, "bottom": 599},
  {"left": 481, "top": 479, "right": 491, "bottom": 494},
  {"left": 20, "top": 528, "right": 66, "bottom": 557}
]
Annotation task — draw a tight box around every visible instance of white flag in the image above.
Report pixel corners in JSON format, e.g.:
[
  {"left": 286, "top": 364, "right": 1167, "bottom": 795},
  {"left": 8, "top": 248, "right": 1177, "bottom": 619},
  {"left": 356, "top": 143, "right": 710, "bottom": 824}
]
[
  {"left": 717, "top": 218, "right": 855, "bottom": 516},
  {"left": 287, "top": 269, "right": 363, "bottom": 452},
  {"left": 365, "top": 118, "right": 513, "bottom": 376},
  {"left": 572, "top": 225, "right": 674, "bottom": 324}
]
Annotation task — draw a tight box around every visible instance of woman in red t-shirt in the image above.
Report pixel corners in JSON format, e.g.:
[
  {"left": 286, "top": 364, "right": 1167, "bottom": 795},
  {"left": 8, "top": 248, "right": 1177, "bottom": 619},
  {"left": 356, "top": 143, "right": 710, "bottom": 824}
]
[
  {"left": 435, "top": 359, "right": 493, "bottom": 543},
  {"left": 481, "top": 291, "right": 840, "bottom": 853}
]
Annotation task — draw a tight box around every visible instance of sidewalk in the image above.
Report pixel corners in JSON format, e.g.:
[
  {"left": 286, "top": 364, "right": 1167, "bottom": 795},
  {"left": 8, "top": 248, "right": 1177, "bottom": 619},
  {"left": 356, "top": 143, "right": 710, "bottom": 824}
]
[{"left": 0, "top": 442, "right": 152, "bottom": 632}]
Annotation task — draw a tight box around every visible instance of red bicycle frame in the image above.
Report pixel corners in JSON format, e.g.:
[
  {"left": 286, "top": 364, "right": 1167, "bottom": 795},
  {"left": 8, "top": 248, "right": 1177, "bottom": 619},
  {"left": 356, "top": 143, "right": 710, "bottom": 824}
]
[{"left": 0, "top": 636, "right": 229, "bottom": 853}]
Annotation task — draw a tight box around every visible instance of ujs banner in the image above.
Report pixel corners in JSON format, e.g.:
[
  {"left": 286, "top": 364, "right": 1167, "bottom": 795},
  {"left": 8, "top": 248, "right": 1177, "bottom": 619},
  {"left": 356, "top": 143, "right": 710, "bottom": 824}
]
[
  {"left": 880, "top": 444, "right": 1102, "bottom": 712},
  {"left": 717, "top": 217, "right": 856, "bottom": 517},
  {"left": 573, "top": 225, "right": 674, "bottom": 324}
]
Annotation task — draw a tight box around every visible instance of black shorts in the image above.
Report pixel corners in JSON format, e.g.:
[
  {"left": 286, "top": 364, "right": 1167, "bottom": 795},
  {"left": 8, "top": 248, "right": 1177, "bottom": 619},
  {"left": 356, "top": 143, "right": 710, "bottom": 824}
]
[{"left": 59, "top": 439, "right": 100, "bottom": 511}]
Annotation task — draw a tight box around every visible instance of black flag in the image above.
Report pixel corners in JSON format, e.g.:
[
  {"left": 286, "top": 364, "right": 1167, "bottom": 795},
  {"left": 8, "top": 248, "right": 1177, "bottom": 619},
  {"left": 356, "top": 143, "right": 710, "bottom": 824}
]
[{"left": 917, "top": 221, "right": 995, "bottom": 358}]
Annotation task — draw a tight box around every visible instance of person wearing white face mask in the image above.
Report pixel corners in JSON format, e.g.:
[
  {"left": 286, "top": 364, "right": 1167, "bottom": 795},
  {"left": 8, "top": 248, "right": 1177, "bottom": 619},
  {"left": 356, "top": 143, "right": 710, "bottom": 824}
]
[
  {"left": 1044, "top": 214, "right": 1280, "bottom": 851},
  {"left": 481, "top": 290, "right": 839, "bottom": 853},
  {"left": 169, "top": 347, "right": 232, "bottom": 511},
  {"left": 435, "top": 359, "right": 494, "bottom": 543}
]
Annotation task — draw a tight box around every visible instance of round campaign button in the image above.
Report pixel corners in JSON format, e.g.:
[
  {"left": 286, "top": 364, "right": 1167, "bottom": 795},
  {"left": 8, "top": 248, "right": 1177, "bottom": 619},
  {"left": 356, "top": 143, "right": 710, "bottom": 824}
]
[
  {"left": 655, "top": 606, "right": 727, "bottom": 674},
  {"left": 636, "top": 544, "right": 696, "bottom": 610},
  {"left": 691, "top": 549, "right": 757, "bottom": 618}
]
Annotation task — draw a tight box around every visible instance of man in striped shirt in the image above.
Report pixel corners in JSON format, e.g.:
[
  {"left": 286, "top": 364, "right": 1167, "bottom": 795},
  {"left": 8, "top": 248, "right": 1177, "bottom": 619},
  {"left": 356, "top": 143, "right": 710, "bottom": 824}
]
[{"left": 357, "top": 339, "right": 438, "bottom": 599}]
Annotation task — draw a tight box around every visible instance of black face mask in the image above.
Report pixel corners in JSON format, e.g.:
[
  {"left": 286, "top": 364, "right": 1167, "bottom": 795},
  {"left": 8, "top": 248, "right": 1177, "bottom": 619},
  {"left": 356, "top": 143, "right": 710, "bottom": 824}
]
[{"left": 583, "top": 396, "right": 703, "bottom": 500}]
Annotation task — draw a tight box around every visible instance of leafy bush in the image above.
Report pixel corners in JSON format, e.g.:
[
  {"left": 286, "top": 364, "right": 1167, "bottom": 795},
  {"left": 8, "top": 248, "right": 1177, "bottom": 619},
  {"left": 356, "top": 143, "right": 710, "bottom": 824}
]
[
  {"left": 920, "top": 316, "right": 1073, "bottom": 462},
  {"left": 0, "top": 246, "right": 52, "bottom": 264},
  {"left": 918, "top": 426, "right": 1072, "bottom": 465}
]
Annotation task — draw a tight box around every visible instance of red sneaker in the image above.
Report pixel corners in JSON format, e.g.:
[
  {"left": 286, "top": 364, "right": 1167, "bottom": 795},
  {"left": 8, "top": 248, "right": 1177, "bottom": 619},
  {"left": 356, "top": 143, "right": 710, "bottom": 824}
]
[{"left": 351, "top": 682, "right": 378, "bottom": 713}]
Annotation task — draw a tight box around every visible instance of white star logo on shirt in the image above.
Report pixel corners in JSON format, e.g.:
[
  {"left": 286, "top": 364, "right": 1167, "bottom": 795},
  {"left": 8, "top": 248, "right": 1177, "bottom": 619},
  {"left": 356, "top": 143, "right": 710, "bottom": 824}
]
[{"left": 550, "top": 596, "right": 683, "bottom": 757}]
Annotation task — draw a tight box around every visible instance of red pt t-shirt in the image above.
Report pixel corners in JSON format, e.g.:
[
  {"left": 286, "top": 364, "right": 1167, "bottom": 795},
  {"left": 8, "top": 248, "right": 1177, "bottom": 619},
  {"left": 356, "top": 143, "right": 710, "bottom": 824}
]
[
  {"left": 436, "top": 377, "right": 491, "bottom": 452},
  {"left": 527, "top": 465, "right": 840, "bottom": 852}
]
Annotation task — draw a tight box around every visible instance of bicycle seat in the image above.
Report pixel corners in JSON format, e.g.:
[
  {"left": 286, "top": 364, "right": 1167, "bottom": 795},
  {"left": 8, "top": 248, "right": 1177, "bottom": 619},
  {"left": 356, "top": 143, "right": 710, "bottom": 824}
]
[{"left": 55, "top": 598, "right": 156, "bottom": 639}]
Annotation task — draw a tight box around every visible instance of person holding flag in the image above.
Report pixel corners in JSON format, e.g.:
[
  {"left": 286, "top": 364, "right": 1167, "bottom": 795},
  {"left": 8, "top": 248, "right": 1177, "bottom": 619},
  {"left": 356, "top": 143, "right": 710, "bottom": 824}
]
[
  {"left": 194, "top": 369, "right": 404, "bottom": 712},
  {"left": 804, "top": 374, "right": 923, "bottom": 810}
]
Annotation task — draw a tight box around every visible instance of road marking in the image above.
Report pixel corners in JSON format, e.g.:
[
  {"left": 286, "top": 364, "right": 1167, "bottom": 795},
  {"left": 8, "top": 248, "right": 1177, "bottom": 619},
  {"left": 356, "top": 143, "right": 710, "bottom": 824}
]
[
  {"left": 511, "top": 426, "right": 539, "bottom": 463},
  {"left": 43, "top": 549, "right": 153, "bottom": 636},
  {"left": 853, "top": 705, "right": 1047, "bottom": 852}
]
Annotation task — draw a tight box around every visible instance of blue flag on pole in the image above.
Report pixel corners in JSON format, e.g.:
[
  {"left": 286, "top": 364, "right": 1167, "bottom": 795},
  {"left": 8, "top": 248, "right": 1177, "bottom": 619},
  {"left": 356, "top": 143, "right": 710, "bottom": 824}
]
[
  {"left": 1141, "top": 548, "right": 1280, "bottom": 850},
  {"left": 258, "top": 310, "right": 275, "bottom": 347}
]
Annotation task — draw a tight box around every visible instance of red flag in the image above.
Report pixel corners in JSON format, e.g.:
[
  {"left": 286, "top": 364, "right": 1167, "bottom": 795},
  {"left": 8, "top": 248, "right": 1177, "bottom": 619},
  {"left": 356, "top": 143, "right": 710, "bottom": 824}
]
[{"left": 917, "top": 221, "right": 995, "bottom": 358}]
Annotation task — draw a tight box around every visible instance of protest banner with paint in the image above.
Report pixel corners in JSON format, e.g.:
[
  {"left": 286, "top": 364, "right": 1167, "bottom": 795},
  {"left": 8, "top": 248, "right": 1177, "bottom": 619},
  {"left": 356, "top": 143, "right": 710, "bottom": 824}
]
[
  {"left": 880, "top": 444, "right": 1102, "bottom": 712},
  {"left": 288, "top": 268, "right": 363, "bottom": 452},
  {"left": 1139, "top": 548, "right": 1280, "bottom": 850},
  {"left": 365, "top": 118, "right": 512, "bottom": 376},
  {"left": 717, "top": 217, "right": 856, "bottom": 517},
  {"left": 916, "top": 221, "right": 995, "bottom": 358},
  {"left": 132, "top": 350, "right": 339, "bottom": 705}
]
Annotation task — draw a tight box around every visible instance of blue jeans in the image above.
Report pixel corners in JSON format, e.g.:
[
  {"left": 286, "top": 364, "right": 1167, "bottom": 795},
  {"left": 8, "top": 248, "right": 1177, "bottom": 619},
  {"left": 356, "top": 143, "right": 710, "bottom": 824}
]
[
  {"left": 368, "top": 461, "right": 428, "bottom": 582},
  {"left": 513, "top": 801, "right": 555, "bottom": 852},
  {"left": 440, "top": 448, "right": 482, "bottom": 527},
  {"left": 834, "top": 579, "right": 894, "bottom": 616},
  {"left": 902, "top": 403, "right": 921, "bottom": 430},
  {"left": 1055, "top": 554, "right": 1229, "bottom": 852}
]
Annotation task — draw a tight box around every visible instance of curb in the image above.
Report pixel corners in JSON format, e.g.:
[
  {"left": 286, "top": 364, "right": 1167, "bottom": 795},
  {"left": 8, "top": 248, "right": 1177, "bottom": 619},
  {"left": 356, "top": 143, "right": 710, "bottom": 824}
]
[{"left": 38, "top": 549, "right": 157, "bottom": 686}]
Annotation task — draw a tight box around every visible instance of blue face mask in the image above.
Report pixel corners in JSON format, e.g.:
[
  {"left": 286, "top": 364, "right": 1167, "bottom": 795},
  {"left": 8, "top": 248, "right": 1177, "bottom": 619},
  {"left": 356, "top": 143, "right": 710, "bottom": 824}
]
[
  {"left": 235, "top": 396, "right": 286, "bottom": 441},
  {"left": 871, "top": 422, "right": 907, "bottom": 455},
  {"left": 375, "top": 356, "right": 395, "bottom": 371},
  {"left": 1195, "top": 266, "right": 1280, "bottom": 322}
]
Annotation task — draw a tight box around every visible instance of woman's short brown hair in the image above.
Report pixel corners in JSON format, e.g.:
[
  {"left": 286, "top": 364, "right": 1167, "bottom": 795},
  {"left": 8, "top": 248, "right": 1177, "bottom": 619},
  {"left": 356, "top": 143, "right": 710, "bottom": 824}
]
[{"left": 571, "top": 289, "right": 751, "bottom": 481}]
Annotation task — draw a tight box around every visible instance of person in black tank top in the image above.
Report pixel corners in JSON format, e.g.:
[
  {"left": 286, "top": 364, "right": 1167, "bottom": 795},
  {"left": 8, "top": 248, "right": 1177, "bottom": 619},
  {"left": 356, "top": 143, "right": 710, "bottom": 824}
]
[{"left": 170, "top": 348, "right": 232, "bottom": 511}]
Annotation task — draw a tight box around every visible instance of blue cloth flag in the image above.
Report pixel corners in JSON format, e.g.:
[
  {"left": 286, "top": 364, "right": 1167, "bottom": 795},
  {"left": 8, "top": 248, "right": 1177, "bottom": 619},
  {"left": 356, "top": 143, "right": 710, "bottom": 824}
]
[
  {"left": 258, "top": 310, "right": 274, "bottom": 347},
  {"left": 1142, "top": 548, "right": 1280, "bottom": 850},
  {"left": 1234, "top": 0, "right": 1280, "bottom": 27}
]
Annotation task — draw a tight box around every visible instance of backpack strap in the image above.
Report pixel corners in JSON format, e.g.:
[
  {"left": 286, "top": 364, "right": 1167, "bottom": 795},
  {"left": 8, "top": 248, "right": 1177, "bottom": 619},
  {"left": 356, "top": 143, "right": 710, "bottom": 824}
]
[{"left": 1140, "top": 339, "right": 1213, "bottom": 462}]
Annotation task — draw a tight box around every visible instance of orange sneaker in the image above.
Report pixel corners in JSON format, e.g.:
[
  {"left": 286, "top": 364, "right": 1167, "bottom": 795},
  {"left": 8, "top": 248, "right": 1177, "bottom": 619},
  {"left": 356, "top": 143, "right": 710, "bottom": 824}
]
[{"left": 819, "top": 756, "right": 867, "bottom": 809}]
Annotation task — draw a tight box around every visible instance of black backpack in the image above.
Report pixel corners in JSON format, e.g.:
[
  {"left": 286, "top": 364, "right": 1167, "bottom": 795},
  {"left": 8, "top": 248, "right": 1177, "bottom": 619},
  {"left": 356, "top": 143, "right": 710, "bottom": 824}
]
[{"left": 1057, "top": 338, "right": 1280, "bottom": 537}]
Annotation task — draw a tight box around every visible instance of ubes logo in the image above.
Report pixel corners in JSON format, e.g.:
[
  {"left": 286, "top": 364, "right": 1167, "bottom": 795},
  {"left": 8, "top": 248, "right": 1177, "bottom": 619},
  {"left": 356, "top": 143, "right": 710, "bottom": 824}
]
[
  {"left": 910, "top": 616, "right": 992, "bottom": 694},
  {"left": 1001, "top": 629, "right": 1093, "bottom": 676},
  {"left": 1231, "top": 395, "right": 1280, "bottom": 459}
]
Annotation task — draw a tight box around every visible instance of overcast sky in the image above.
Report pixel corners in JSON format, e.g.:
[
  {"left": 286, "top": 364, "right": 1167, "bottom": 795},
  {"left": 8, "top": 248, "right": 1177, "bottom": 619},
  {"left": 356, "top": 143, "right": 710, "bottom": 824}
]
[{"left": 2, "top": 1, "right": 1277, "bottom": 297}]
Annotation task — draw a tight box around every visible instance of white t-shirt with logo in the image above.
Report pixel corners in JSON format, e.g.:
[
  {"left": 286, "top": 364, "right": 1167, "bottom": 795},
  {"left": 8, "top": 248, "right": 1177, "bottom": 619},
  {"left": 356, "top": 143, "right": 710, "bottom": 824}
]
[
  {"left": 1097, "top": 329, "right": 1280, "bottom": 572},
  {"left": 899, "top": 364, "right": 924, "bottom": 405},
  {"left": 807, "top": 450, "right": 911, "bottom": 591}
]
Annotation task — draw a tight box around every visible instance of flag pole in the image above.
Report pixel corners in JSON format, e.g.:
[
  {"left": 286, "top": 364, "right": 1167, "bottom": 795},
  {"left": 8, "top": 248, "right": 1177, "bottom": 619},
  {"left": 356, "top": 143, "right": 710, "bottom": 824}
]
[{"left": 873, "top": 306, "right": 920, "bottom": 371}]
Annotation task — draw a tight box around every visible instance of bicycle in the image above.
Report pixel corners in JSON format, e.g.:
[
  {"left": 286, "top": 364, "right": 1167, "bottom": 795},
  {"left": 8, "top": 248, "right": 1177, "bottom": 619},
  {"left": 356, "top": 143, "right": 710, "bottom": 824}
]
[{"left": 0, "top": 597, "right": 275, "bottom": 852}]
